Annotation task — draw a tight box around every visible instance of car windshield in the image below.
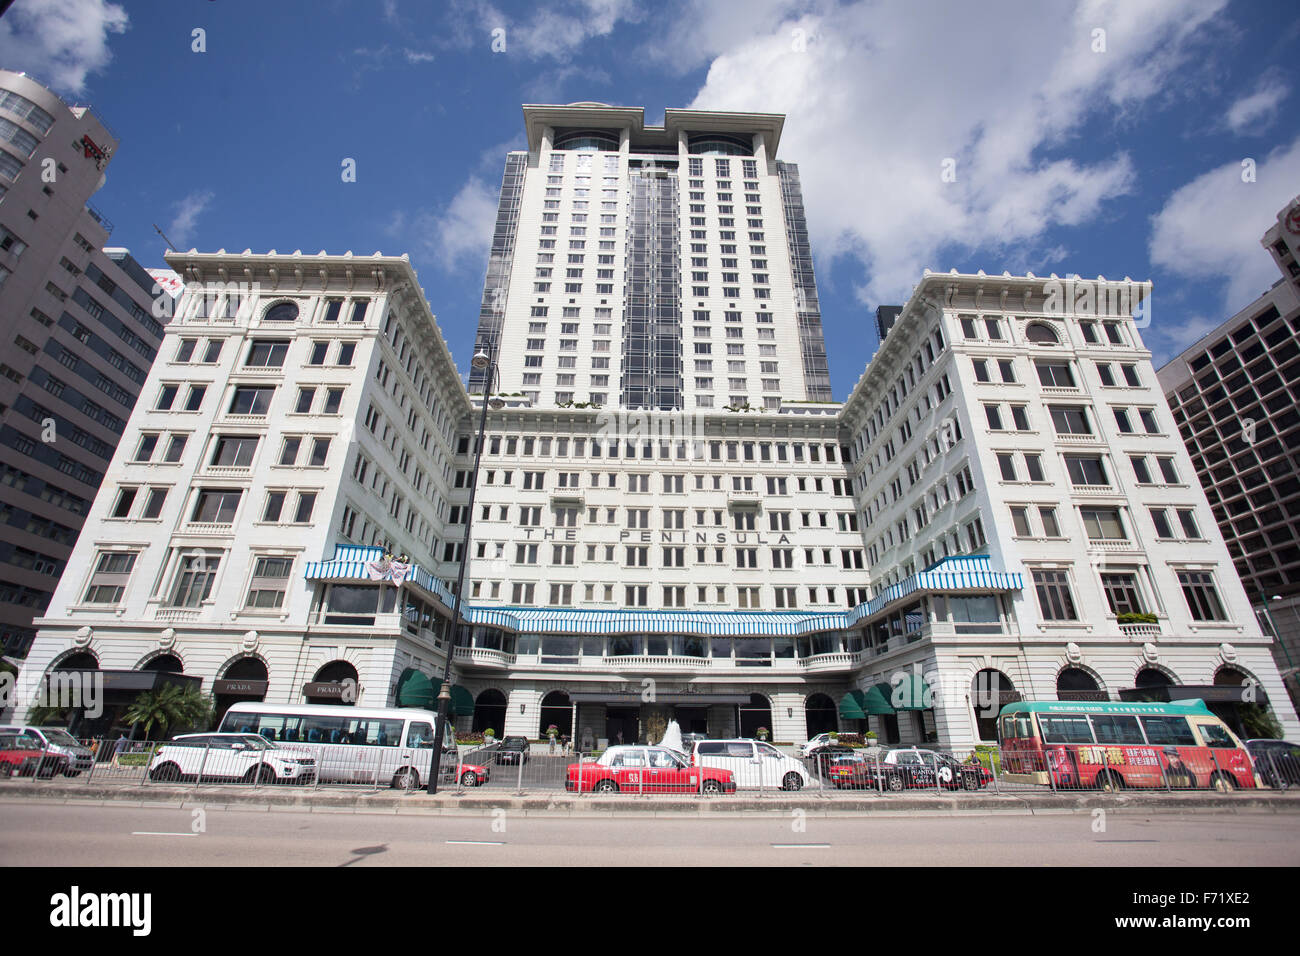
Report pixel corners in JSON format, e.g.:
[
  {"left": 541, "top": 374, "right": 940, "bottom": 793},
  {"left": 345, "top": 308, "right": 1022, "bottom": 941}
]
[
  {"left": 241, "top": 736, "right": 273, "bottom": 749},
  {"left": 43, "top": 729, "right": 80, "bottom": 746}
]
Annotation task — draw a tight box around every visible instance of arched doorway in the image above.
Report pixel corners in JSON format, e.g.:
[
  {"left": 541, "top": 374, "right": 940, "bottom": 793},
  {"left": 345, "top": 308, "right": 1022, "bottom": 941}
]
[
  {"left": 473, "top": 689, "right": 507, "bottom": 735},
  {"left": 1213, "top": 666, "right": 1274, "bottom": 739},
  {"left": 804, "top": 693, "right": 837, "bottom": 736},
  {"left": 40, "top": 652, "right": 101, "bottom": 736},
  {"left": 214, "top": 657, "right": 269, "bottom": 727},
  {"left": 972, "top": 669, "right": 1018, "bottom": 741},
  {"left": 141, "top": 654, "right": 183, "bottom": 673},
  {"left": 1132, "top": 666, "right": 1174, "bottom": 700},
  {"left": 538, "top": 691, "right": 571, "bottom": 738},
  {"left": 738, "top": 693, "right": 773, "bottom": 739},
  {"left": 305, "top": 660, "right": 358, "bottom": 705},
  {"left": 1057, "top": 667, "right": 1106, "bottom": 702}
]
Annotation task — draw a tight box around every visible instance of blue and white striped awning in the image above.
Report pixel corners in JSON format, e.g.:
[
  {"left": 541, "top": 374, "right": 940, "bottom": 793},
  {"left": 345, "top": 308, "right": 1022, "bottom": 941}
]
[{"left": 303, "top": 546, "right": 1021, "bottom": 637}]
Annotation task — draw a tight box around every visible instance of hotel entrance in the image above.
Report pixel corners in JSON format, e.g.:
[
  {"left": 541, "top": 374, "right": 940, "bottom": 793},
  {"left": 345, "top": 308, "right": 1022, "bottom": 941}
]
[{"left": 570, "top": 690, "right": 751, "bottom": 747}]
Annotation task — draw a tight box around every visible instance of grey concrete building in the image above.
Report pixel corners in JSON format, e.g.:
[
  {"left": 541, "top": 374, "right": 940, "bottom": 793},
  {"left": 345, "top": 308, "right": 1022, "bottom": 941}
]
[
  {"left": 1157, "top": 195, "right": 1300, "bottom": 713},
  {"left": 0, "top": 70, "right": 164, "bottom": 658}
]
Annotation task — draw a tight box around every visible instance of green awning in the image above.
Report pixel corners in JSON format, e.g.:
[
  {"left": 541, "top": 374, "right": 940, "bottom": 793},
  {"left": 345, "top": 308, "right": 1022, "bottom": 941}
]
[
  {"left": 839, "top": 689, "right": 867, "bottom": 720},
  {"left": 395, "top": 668, "right": 438, "bottom": 709},
  {"left": 891, "top": 673, "right": 933, "bottom": 711},
  {"left": 450, "top": 684, "right": 475, "bottom": 717},
  {"left": 862, "top": 683, "right": 898, "bottom": 716}
]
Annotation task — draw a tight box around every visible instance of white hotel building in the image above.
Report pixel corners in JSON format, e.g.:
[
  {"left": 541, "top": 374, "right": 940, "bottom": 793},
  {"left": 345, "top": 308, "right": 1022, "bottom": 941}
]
[{"left": 14, "top": 104, "right": 1298, "bottom": 750}]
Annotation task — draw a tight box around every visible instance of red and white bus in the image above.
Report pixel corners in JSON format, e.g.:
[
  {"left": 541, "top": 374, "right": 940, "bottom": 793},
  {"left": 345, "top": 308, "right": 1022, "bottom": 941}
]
[{"left": 998, "top": 699, "right": 1258, "bottom": 791}]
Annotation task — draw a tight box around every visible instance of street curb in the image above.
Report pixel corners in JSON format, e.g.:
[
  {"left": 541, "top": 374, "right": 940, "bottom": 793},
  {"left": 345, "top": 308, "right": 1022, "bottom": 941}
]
[{"left": 4, "top": 781, "right": 1300, "bottom": 815}]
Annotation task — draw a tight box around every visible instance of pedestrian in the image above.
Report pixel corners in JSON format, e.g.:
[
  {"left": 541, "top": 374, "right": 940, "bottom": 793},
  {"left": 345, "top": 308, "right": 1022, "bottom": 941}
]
[{"left": 111, "top": 733, "right": 129, "bottom": 766}]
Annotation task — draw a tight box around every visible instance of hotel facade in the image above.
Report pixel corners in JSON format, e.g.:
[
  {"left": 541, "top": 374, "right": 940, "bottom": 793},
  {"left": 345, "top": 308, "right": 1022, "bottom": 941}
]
[{"left": 12, "top": 104, "right": 1298, "bottom": 751}]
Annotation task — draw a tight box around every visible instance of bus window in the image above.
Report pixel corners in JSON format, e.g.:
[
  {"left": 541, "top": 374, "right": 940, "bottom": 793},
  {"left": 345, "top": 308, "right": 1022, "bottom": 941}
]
[
  {"left": 1140, "top": 716, "right": 1196, "bottom": 746},
  {"left": 298, "top": 715, "right": 343, "bottom": 743},
  {"left": 373, "top": 719, "right": 403, "bottom": 747},
  {"left": 999, "top": 715, "right": 1016, "bottom": 740},
  {"left": 1015, "top": 715, "right": 1034, "bottom": 738},
  {"left": 407, "top": 722, "right": 434, "bottom": 748},
  {"left": 1039, "top": 716, "right": 1094, "bottom": 744},
  {"left": 1091, "top": 714, "right": 1144, "bottom": 744},
  {"left": 252, "top": 715, "right": 302, "bottom": 742},
  {"left": 1196, "top": 722, "right": 1236, "bottom": 748}
]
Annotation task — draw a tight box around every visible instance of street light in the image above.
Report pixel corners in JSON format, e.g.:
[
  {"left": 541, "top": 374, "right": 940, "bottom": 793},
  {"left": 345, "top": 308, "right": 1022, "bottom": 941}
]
[{"left": 427, "top": 344, "right": 502, "bottom": 794}]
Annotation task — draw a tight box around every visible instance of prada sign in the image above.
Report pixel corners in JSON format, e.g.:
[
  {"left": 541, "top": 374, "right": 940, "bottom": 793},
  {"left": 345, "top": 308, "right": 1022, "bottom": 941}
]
[{"left": 212, "top": 679, "right": 268, "bottom": 697}]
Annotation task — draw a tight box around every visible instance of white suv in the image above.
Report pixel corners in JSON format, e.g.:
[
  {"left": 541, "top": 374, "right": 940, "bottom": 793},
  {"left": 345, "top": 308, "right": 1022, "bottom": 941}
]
[
  {"left": 799, "top": 733, "right": 840, "bottom": 758},
  {"left": 692, "top": 738, "right": 816, "bottom": 791},
  {"left": 148, "top": 733, "right": 315, "bottom": 784}
]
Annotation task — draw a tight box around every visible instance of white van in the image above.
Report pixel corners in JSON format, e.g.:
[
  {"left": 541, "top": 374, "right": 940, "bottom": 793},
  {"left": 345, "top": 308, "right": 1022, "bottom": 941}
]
[{"left": 691, "top": 738, "right": 815, "bottom": 791}]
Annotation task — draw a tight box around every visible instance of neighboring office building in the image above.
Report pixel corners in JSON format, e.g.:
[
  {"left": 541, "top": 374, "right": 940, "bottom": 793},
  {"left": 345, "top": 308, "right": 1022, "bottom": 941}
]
[
  {"left": 469, "top": 102, "right": 833, "bottom": 409},
  {"left": 1157, "top": 195, "right": 1300, "bottom": 712},
  {"left": 16, "top": 246, "right": 1297, "bottom": 748},
  {"left": 0, "top": 70, "right": 165, "bottom": 660}
]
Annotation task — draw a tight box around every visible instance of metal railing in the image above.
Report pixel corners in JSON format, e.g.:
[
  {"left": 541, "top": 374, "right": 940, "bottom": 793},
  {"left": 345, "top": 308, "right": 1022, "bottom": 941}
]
[{"left": 2, "top": 738, "right": 1296, "bottom": 798}]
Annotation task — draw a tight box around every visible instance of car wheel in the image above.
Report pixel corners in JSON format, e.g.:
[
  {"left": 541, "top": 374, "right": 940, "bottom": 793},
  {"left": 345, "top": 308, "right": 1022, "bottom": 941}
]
[
  {"left": 1212, "top": 772, "right": 1236, "bottom": 793},
  {"left": 63, "top": 770, "right": 81, "bottom": 778},
  {"left": 594, "top": 778, "right": 618, "bottom": 793},
  {"left": 151, "top": 763, "right": 181, "bottom": 783},
  {"left": 887, "top": 774, "right": 905, "bottom": 792},
  {"left": 782, "top": 772, "right": 803, "bottom": 792},
  {"left": 392, "top": 768, "right": 420, "bottom": 790},
  {"left": 701, "top": 779, "right": 722, "bottom": 794},
  {"left": 0, "top": 763, "right": 13, "bottom": 778},
  {"left": 962, "top": 773, "right": 980, "bottom": 791},
  {"left": 459, "top": 770, "right": 479, "bottom": 787}
]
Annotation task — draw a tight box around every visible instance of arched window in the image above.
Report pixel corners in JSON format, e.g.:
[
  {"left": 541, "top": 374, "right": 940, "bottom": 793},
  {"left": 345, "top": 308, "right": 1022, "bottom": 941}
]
[
  {"left": 738, "top": 693, "right": 772, "bottom": 739},
  {"left": 473, "top": 689, "right": 507, "bottom": 734},
  {"left": 1056, "top": 667, "right": 1105, "bottom": 701},
  {"left": 1025, "top": 322, "right": 1059, "bottom": 344},
  {"left": 53, "top": 651, "right": 98, "bottom": 671},
  {"left": 141, "top": 654, "right": 183, "bottom": 673},
  {"left": 263, "top": 301, "right": 299, "bottom": 322},
  {"left": 972, "top": 669, "right": 1018, "bottom": 741},
  {"left": 306, "top": 660, "right": 358, "bottom": 705},
  {"left": 804, "top": 693, "right": 837, "bottom": 736},
  {"left": 539, "top": 691, "right": 572, "bottom": 737}
]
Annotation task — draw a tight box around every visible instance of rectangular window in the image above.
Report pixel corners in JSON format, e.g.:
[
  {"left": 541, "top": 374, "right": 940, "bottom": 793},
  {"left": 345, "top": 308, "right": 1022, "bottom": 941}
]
[
  {"left": 1177, "top": 571, "right": 1226, "bottom": 621},
  {"left": 170, "top": 553, "right": 220, "bottom": 607},
  {"left": 83, "top": 551, "right": 137, "bottom": 604},
  {"left": 1033, "top": 569, "right": 1078, "bottom": 621},
  {"left": 191, "top": 489, "right": 242, "bottom": 524},
  {"left": 245, "top": 556, "right": 293, "bottom": 609}
]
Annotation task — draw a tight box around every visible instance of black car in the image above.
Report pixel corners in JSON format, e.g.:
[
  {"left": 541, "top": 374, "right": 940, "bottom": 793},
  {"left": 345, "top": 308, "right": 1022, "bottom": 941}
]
[
  {"left": 494, "top": 736, "right": 530, "bottom": 765},
  {"left": 1246, "top": 739, "right": 1300, "bottom": 789}
]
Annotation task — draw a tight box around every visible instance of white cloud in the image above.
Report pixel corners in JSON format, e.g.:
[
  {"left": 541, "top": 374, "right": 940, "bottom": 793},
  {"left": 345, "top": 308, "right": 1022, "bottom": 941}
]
[
  {"left": 450, "top": 0, "right": 641, "bottom": 61},
  {"left": 669, "top": 0, "right": 1228, "bottom": 306},
  {"left": 1225, "top": 74, "right": 1289, "bottom": 135},
  {"left": 403, "top": 49, "right": 436, "bottom": 64},
  {"left": 1148, "top": 136, "right": 1300, "bottom": 313},
  {"left": 168, "top": 190, "right": 215, "bottom": 249},
  {"left": 0, "top": 0, "right": 128, "bottom": 94},
  {"left": 412, "top": 177, "right": 501, "bottom": 273}
]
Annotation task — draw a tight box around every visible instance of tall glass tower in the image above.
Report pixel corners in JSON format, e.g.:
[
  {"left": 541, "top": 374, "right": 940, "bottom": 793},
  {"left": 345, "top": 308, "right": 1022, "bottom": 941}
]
[{"left": 469, "top": 103, "right": 832, "bottom": 409}]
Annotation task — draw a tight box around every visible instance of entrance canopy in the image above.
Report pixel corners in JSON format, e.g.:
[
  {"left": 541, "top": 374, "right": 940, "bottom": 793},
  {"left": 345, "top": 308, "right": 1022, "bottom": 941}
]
[
  {"left": 394, "top": 669, "right": 475, "bottom": 715},
  {"left": 861, "top": 683, "right": 898, "bottom": 715},
  {"left": 839, "top": 689, "right": 867, "bottom": 720}
]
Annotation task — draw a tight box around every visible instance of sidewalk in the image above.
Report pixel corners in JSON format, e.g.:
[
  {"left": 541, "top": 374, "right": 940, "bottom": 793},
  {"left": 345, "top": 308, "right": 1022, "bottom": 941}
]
[{"left": 4, "top": 779, "right": 1300, "bottom": 815}]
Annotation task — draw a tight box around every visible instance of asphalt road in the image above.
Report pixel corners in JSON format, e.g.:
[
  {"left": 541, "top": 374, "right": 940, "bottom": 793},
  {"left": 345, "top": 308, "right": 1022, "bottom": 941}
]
[{"left": 3, "top": 801, "right": 1298, "bottom": 866}]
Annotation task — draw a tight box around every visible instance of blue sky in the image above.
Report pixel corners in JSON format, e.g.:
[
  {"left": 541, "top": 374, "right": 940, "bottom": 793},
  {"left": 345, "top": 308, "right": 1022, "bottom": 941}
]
[{"left": 3, "top": 0, "right": 1298, "bottom": 399}]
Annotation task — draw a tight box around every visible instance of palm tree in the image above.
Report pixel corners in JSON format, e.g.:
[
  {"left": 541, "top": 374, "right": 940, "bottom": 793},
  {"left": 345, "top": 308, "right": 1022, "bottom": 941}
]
[{"left": 123, "top": 685, "right": 212, "bottom": 740}]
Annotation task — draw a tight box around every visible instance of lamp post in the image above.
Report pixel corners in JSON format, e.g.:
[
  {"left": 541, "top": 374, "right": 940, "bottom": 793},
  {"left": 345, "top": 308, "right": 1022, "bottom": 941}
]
[{"left": 427, "top": 345, "right": 502, "bottom": 794}]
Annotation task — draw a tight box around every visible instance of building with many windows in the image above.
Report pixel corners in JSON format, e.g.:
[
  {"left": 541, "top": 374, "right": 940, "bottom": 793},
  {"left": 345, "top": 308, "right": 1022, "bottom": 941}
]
[
  {"left": 469, "top": 103, "right": 832, "bottom": 409},
  {"left": 11, "top": 105, "right": 1298, "bottom": 752},
  {"left": 1157, "top": 196, "right": 1300, "bottom": 711},
  {"left": 0, "top": 70, "right": 165, "bottom": 658}
]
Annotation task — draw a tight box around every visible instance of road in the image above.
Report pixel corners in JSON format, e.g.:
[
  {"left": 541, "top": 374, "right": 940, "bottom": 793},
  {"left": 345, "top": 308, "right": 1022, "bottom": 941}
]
[{"left": 3, "top": 801, "right": 1298, "bottom": 866}]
